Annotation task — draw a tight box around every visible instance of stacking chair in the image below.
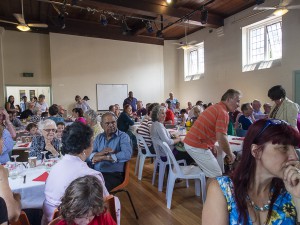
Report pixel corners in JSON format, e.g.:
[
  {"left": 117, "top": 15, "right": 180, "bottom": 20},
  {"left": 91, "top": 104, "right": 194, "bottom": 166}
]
[
  {"left": 110, "top": 161, "right": 138, "bottom": 219},
  {"left": 160, "top": 142, "right": 206, "bottom": 209},
  {"left": 48, "top": 217, "right": 61, "bottom": 225},
  {"left": 51, "top": 208, "right": 60, "bottom": 220},
  {"left": 135, "top": 134, "right": 156, "bottom": 180},
  {"left": 151, "top": 140, "right": 187, "bottom": 192},
  {"left": 105, "top": 195, "right": 117, "bottom": 223},
  {"left": 10, "top": 211, "right": 30, "bottom": 225}
]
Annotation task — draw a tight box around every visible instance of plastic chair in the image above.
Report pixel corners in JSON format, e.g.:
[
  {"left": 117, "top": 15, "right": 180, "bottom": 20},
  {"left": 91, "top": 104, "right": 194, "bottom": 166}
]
[
  {"left": 105, "top": 195, "right": 117, "bottom": 223},
  {"left": 10, "top": 211, "right": 30, "bottom": 225},
  {"left": 151, "top": 140, "right": 187, "bottom": 192},
  {"left": 110, "top": 161, "right": 138, "bottom": 219},
  {"left": 160, "top": 142, "right": 206, "bottom": 209},
  {"left": 135, "top": 134, "right": 156, "bottom": 180}
]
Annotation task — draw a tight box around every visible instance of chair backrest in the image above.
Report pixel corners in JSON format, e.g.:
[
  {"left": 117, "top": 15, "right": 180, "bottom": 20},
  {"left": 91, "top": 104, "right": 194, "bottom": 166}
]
[
  {"left": 160, "top": 142, "right": 183, "bottom": 176},
  {"left": 10, "top": 211, "right": 30, "bottom": 225},
  {"left": 48, "top": 217, "right": 61, "bottom": 225},
  {"left": 110, "top": 161, "right": 130, "bottom": 192},
  {"left": 136, "top": 133, "right": 154, "bottom": 156},
  {"left": 105, "top": 195, "right": 117, "bottom": 223}
]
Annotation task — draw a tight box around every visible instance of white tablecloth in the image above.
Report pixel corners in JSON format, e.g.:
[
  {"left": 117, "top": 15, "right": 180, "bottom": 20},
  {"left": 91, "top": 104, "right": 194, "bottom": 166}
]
[
  {"left": 215, "top": 135, "right": 243, "bottom": 172},
  {"left": 8, "top": 165, "right": 47, "bottom": 209}
]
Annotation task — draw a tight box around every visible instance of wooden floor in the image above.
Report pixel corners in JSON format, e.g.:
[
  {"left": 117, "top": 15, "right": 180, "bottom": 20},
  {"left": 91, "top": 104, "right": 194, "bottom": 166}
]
[{"left": 117, "top": 156, "right": 203, "bottom": 225}]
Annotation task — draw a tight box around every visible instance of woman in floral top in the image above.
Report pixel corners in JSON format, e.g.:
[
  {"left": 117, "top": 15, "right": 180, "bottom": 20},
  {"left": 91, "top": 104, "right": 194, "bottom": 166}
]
[{"left": 203, "top": 119, "right": 300, "bottom": 225}]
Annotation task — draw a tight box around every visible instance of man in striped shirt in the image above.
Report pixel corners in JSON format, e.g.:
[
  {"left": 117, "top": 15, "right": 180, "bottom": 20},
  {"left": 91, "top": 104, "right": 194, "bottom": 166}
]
[{"left": 183, "top": 89, "right": 241, "bottom": 178}]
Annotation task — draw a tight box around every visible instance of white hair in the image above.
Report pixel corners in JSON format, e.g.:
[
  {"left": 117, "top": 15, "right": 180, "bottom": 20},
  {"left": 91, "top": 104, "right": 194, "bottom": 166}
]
[{"left": 39, "top": 119, "right": 57, "bottom": 130}]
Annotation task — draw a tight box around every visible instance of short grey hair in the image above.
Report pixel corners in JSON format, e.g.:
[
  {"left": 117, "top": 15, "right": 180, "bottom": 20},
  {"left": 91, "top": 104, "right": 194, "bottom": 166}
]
[
  {"left": 84, "top": 109, "right": 98, "bottom": 122},
  {"left": 101, "top": 112, "right": 117, "bottom": 124},
  {"left": 151, "top": 105, "right": 166, "bottom": 122},
  {"left": 39, "top": 119, "right": 57, "bottom": 130}
]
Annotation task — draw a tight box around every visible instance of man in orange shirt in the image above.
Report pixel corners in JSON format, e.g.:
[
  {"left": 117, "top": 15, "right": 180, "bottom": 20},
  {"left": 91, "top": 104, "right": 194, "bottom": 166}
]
[{"left": 183, "top": 89, "right": 241, "bottom": 178}]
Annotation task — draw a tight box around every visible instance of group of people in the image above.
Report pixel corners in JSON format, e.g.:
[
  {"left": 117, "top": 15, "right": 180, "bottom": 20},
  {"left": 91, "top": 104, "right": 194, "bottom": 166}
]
[{"left": 2, "top": 85, "right": 300, "bottom": 225}]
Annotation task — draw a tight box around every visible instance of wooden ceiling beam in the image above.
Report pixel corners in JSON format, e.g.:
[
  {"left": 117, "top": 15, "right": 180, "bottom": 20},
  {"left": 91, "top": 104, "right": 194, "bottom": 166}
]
[
  {"left": 47, "top": 17, "right": 164, "bottom": 45},
  {"left": 83, "top": 0, "right": 223, "bottom": 28}
]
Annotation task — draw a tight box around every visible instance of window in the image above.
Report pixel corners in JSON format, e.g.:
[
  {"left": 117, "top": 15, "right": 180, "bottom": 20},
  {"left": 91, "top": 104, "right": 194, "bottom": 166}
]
[
  {"left": 184, "top": 42, "right": 204, "bottom": 81},
  {"left": 242, "top": 17, "right": 282, "bottom": 72}
]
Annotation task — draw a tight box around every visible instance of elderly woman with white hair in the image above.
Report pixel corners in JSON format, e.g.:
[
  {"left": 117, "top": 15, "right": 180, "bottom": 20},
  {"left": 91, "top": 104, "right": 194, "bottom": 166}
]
[
  {"left": 84, "top": 109, "right": 104, "bottom": 139},
  {"left": 29, "top": 119, "right": 60, "bottom": 160},
  {"left": 150, "top": 105, "right": 194, "bottom": 165}
]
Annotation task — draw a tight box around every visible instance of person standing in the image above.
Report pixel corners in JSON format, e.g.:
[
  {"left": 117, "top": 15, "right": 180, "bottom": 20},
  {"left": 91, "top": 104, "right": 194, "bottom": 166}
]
[
  {"left": 19, "top": 96, "right": 28, "bottom": 112},
  {"left": 166, "top": 92, "right": 178, "bottom": 111},
  {"left": 74, "top": 95, "right": 90, "bottom": 113},
  {"left": 268, "top": 85, "right": 299, "bottom": 129},
  {"left": 183, "top": 89, "right": 241, "bottom": 178},
  {"left": 35, "top": 94, "right": 48, "bottom": 112},
  {"left": 123, "top": 91, "right": 137, "bottom": 113}
]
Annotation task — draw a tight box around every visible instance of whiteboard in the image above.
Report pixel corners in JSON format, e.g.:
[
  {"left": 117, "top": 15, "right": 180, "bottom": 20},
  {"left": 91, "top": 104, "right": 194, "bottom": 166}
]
[{"left": 96, "top": 84, "right": 128, "bottom": 111}]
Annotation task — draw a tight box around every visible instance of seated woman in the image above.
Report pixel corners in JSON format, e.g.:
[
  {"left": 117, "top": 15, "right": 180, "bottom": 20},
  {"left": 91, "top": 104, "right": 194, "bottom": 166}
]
[
  {"left": 29, "top": 119, "right": 60, "bottom": 160},
  {"left": 84, "top": 109, "right": 103, "bottom": 140},
  {"left": 150, "top": 105, "right": 194, "bottom": 165},
  {"left": 42, "top": 122, "right": 110, "bottom": 225},
  {"left": 117, "top": 104, "right": 136, "bottom": 149},
  {"left": 137, "top": 103, "right": 159, "bottom": 154},
  {"left": 203, "top": 119, "right": 300, "bottom": 225},
  {"left": 56, "top": 175, "right": 116, "bottom": 225},
  {"left": 5, "top": 96, "right": 17, "bottom": 114},
  {"left": 72, "top": 108, "right": 86, "bottom": 124}
]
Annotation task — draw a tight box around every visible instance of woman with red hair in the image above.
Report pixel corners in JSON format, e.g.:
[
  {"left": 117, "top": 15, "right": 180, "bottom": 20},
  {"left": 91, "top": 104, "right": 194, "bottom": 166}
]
[{"left": 203, "top": 119, "right": 300, "bottom": 225}]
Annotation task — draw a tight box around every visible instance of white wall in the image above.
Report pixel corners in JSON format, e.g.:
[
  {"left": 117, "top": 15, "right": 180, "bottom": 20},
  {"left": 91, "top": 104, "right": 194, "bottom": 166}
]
[
  {"left": 49, "top": 33, "right": 164, "bottom": 111},
  {"left": 172, "top": 0, "right": 300, "bottom": 107}
]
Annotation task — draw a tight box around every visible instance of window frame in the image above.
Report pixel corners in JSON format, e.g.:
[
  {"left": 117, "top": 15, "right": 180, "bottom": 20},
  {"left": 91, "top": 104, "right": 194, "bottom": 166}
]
[
  {"left": 242, "top": 16, "right": 282, "bottom": 72},
  {"left": 184, "top": 42, "right": 204, "bottom": 81}
]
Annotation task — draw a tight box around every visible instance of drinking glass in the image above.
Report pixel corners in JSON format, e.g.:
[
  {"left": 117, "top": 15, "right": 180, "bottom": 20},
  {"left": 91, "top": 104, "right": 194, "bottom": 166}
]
[
  {"left": 41, "top": 151, "right": 48, "bottom": 165},
  {"left": 11, "top": 155, "right": 19, "bottom": 167}
]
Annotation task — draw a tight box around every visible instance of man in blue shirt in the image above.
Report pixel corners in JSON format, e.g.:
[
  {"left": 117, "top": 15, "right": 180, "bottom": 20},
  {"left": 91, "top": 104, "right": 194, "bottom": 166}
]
[
  {"left": 238, "top": 103, "right": 255, "bottom": 130},
  {"left": 88, "top": 112, "right": 132, "bottom": 191},
  {"left": 123, "top": 91, "right": 137, "bottom": 112}
]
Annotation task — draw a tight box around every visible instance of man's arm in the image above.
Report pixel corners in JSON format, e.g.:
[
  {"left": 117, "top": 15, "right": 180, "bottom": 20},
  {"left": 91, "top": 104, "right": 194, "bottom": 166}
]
[
  {"left": 115, "top": 133, "right": 132, "bottom": 162},
  {"left": 0, "top": 166, "right": 21, "bottom": 222},
  {"left": 216, "top": 132, "right": 235, "bottom": 163}
]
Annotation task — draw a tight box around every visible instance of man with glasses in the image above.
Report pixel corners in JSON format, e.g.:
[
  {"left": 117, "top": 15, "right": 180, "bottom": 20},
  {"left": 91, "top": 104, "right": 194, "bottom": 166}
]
[
  {"left": 184, "top": 89, "right": 241, "bottom": 178},
  {"left": 88, "top": 112, "right": 132, "bottom": 191}
]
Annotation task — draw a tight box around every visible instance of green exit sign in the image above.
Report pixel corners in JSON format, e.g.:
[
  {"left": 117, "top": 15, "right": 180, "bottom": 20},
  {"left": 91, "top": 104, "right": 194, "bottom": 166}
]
[{"left": 23, "top": 73, "right": 34, "bottom": 77}]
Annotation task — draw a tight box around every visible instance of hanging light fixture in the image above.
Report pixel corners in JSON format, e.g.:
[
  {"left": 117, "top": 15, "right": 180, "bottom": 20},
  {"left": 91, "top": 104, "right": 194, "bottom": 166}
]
[
  {"left": 145, "top": 21, "right": 153, "bottom": 33},
  {"left": 166, "top": 0, "right": 172, "bottom": 4},
  {"left": 17, "top": 24, "right": 30, "bottom": 32},
  {"left": 100, "top": 14, "right": 108, "bottom": 26},
  {"left": 200, "top": 9, "right": 208, "bottom": 25},
  {"left": 121, "top": 17, "right": 131, "bottom": 35},
  {"left": 273, "top": 8, "right": 289, "bottom": 16}
]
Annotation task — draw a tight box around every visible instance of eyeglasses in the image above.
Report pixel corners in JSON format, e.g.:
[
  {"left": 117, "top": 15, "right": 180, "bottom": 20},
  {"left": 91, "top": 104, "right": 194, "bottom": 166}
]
[
  {"left": 44, "top": 129, "right": 56, "bottom": 133},
  {"left": 104, "top": 121, "right": 116, "bottom": 126},
  {"left": 254, "top": 119, "right": 288, "bottom": 140}
]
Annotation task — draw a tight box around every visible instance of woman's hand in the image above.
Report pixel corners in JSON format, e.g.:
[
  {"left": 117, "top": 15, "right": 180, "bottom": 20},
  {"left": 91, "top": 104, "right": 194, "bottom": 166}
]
[{"left": 283, "top": 161, "right": 300, "bottom": 198}]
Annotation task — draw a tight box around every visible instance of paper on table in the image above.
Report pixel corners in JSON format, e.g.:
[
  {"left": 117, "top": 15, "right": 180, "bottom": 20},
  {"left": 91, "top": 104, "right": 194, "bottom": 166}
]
[
  {"left": 32, "top": 172, "right": 49, "bottom": 182},
  {"left": 231, "top": 137, "right": 244, "bottom": 141},
  {"left": 18, "top": 143, "right": 30, "bottom": 148},
  {"left": 229, "top": 142, "right": 241, "bottom": 145}
]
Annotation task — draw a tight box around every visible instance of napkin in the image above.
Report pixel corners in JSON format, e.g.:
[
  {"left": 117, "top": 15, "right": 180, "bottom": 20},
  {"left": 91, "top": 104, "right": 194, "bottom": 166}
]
[
  {"left": 18, "top": 143, "right": 30, "bottom": 148},
  {"left": 231, "top": 137, "right": 244, "bottom": 141},
  {"left": 33, "top": 172, "right": 49, "bottom": 182},
  {"left": 229, "top": 142, "right": 241, "bottom": 145}
]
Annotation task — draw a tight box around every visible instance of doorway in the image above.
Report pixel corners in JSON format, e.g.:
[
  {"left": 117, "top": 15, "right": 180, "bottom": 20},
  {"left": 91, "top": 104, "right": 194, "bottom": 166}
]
[{"left": 5, "top": 86, "right": 51, "bottom": 106}]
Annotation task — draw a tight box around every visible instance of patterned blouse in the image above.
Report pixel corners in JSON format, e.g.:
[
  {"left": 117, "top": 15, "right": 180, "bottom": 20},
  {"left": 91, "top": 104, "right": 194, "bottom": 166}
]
[
  {"left": 29, "top": 135, "right": 61, "bottom": 160},
  {"left": 216, "top": 176, "right": 297, "bottom": 225}
]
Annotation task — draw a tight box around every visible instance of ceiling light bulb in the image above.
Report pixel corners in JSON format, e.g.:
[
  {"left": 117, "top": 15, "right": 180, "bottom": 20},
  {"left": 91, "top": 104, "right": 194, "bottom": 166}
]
[
  {"left": 166, "top": 0, "right": 172, "bottom": 4},
  {"left": 273, "top": 8, "right": 288, "bottom": 16},
  {"left": 17, "top": 25, "right": 30, "bottom": 32}
]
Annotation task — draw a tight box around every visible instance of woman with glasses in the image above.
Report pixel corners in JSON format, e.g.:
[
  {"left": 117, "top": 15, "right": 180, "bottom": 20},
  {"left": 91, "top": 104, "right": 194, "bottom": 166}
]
[
  {"left": 203, "top": 119, "right": 300, "bottom": 225},
  {"left": 29, "top": 119, "right": 60, "bottom": 160}
]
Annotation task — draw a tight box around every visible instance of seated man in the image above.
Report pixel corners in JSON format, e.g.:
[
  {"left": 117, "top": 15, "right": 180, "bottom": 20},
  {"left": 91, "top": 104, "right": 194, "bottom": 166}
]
[
  {"left": 238, "top": 103, "right": 255, "bottom": 130},
  {"left": 252, "top": 99, "right": 264, "bottom": 120},
  {"left": 19, "top": 102, "right": 34, "bottom": 120},
  {"left": 88, "top": 112, "right": 132, "bottom": 191},
  {"left": 8, "top": 112, "right": 22, "bottom": 128}
]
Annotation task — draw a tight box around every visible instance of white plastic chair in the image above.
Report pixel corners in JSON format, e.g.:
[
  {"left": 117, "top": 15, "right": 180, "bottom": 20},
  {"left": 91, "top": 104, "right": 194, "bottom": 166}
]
[
  {"left": 135, "top": 133, "right": 156, "bottom": 180},
  {"left": 160, "top": 142, "right": 206, "bottom": 209},
  {"left": 151, "top": 140, "right": 187, "bottom": 192}
]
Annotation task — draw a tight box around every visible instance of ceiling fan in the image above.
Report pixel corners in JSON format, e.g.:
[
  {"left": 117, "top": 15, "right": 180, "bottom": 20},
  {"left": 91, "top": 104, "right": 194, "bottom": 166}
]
[
  {"left": 173, "top": 22, "right": 197, "bottom": 50},
  {"left": 0, "top": 0, "right": 48, "bottom": 32},
  {"left": 253, "top": 0, "right": 300, "bottom": 16}
]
